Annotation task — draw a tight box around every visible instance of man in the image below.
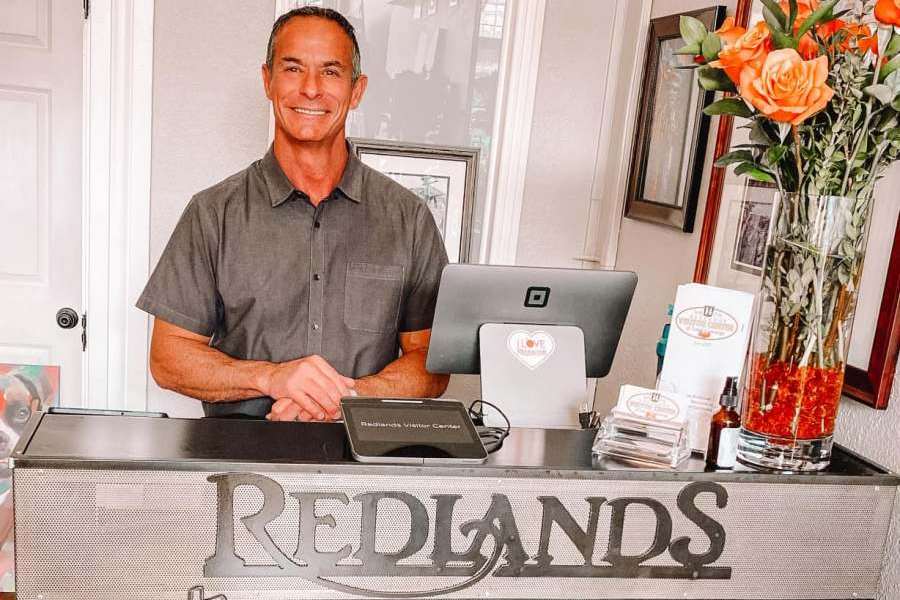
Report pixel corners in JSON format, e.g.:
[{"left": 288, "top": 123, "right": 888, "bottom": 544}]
[{"left": 137, "top": 7, "right": 449, "bottom": 421}]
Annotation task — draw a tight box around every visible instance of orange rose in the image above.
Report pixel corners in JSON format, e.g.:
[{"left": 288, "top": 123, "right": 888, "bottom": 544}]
[
  {"left": 740, "top": 48, "right": 834, "bottom": 125},
  {"left": 710, "top": 21, "right": 773, "bottom": 83},
  {"left": 875, "top": 0, "right": 900, "bottom": 27},
  {"left": 715, "top": 16, "right": 746, "bottom": 47}
]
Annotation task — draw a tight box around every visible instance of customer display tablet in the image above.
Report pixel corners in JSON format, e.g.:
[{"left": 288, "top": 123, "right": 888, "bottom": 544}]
[{"left": 341, "top": 397, "right": 487, "bottom": 464}]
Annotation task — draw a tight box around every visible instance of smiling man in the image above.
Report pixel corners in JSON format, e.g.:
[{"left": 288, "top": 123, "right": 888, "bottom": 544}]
[{"left": 137, "top": 7, "right": 449, "bottom": 421}]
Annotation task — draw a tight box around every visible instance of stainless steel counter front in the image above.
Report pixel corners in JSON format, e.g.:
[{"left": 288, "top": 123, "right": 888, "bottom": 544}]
[{"left": 11, "top": 412, "right": 899, "bottom": 600}]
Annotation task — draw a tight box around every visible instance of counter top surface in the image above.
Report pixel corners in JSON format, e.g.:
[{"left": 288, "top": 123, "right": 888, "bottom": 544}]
[{"left": 12, "top": 412, "right": 898, "bottom": 485}]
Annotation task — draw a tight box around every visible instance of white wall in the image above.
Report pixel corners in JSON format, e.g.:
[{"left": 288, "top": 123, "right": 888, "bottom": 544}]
[
  {"left": 594, "top": 0, "right": 736, "bottom": 413},
  {"left": 148, "top": 0, "right": 274, "bottom": 416},
  {"left": 514, "top": 0, "right": 615, "bottom": 268},
  {"left": 444, "top": 0, "right": 618, "bottom": 404}
]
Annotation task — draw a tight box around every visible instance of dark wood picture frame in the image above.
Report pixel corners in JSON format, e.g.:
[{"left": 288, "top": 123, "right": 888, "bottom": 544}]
[
  {"left": 692, "top": 0, "right": 900, "bottom": 409},
  {"left": 624, "top": 6, "right": 726, "bottom": 233}
]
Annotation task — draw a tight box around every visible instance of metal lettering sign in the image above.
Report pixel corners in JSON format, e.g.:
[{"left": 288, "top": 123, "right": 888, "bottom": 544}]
[
  {"left": 204, "top": 474, "right": 728, "bottom": 597},
  {"left": 12, "top": 468, "right": 893, "bottom": 599}
]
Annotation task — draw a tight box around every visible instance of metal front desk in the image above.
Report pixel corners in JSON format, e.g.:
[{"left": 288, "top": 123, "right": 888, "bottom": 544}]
[{"left": 11, "top": 413, "right": 899, "bottom": 600}]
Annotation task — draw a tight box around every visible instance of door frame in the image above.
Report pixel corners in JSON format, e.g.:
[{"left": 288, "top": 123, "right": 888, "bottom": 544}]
[{"left": 82, "top": 0, "right": 154, "bottom": 410}]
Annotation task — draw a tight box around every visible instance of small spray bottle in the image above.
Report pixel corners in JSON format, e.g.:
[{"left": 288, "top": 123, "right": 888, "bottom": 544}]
[{"left": 706, "top": 376, "right": 741, "bottom": 469}]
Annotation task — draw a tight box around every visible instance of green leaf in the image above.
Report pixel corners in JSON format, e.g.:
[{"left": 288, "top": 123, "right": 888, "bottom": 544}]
[
  {"left": 863, "top": 84, "right": 894, "bottom": 104},
  {"left": 883, "top": 72, "right": 900, "bottom": 107},
  {"left": 674, "top": 42, "right": 702, "bottom": 56},
  {"left": 886, "top": 31, "right": 900, "bottom": 59},
  {"left": 796, "top": 0, "right": 839, "bottom": 39},
  {"left": 765, "top": 145, "right": 788, "bottom": 165},
  {"left": 759, "top": 0, "right": 787, "bottom": 29},
  {"left": 893, "top": 96, "right": 900, "bottom": 113},
  {"left": 880, "top": 54, "right": 900, "bottom": 82},
  {"left": 734, "top": 162, "right": 777, "bottom": 183},
  {"left": 763, "top": 7, "right": 786, "bottom": 37},
  {"left": 702, "top": 32, "right": 723, "bottom": 61},
  {"left": 787, "top": 0, "right": 798, "bottom": 31},
  {"left": 770, "top": 26, "right": 797, "bottom": 50},
  {"left": 715, "top": 149, "right": 755, "bottom": 167},
  {"left": 697, "top": 66, "right": 737, "bottom": 92},
  {"left": 750, "top": 119, "right": 777, "bottom": 145},
  {"left": 703, "top": 97, "right": 753, "bottom": 117},
  {"left": 680, "top": 15, "right": 708, "bottom": 46}
]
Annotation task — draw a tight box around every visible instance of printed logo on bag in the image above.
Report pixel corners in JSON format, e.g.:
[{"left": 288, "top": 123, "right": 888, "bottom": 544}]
[
  {"left": 675, "top": 305, "right": 739, "bottom": 341},
  {"left": 625, "top": 391, "right": 681, "bottom": 421},
  {"left": 204, "top": 474, "right": 731, "bottom": 597},
  {"left": 507, "top": 330, "right": 556, "bottom": 369}
]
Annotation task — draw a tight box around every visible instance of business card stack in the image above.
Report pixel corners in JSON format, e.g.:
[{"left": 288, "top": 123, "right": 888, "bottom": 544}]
[
  {"left": 593, "top": 385, "right": 692, "bottom": 468},
  {"left": 657, "top": 283, "right": 755, "bottom": 453}
]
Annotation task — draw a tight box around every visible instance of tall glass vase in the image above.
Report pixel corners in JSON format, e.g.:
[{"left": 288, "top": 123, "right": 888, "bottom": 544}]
[{"left": 737, "top": 193, "right": 874, "bottom": 471}]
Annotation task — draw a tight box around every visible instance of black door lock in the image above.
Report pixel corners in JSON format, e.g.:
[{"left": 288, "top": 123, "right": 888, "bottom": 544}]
[{"left": 55, "top": 308, "right": 79, "bottom": 329}]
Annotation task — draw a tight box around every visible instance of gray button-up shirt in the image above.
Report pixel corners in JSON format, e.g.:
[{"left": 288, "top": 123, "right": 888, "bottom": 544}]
[{"left": 137, "top": 145, "right": 448, "bottom": 417}]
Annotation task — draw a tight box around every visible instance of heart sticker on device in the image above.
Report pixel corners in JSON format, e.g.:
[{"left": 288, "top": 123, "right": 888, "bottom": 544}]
[{"left": 507, "top": 330, "right": 556, "bottom": 370}]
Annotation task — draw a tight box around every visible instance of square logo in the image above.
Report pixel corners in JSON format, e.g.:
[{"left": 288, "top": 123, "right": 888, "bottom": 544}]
[{"left": 524, "top": 286, "right": 550, "bottom": 308}]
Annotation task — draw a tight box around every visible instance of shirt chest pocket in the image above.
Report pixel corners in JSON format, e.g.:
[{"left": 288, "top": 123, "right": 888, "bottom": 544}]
[{"left": 344, "top": 262, "right": 404, "bottom": 333}]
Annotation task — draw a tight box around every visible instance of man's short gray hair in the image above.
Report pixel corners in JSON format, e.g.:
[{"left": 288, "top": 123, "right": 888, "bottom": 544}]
[{"left": 266, "top": 6, "right": 362, "bottom": 83}]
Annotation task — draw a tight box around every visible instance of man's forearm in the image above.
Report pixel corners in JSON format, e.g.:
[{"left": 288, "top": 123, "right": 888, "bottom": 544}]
[
  {"left": 150, "top": 338, "right": 273, "bottom": 403},
  {"left": 354, "top": 349, "right": 450, "bottom": 398}
]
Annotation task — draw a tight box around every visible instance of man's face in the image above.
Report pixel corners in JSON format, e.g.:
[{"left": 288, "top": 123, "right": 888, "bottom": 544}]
[{"left": 262, "top": 17, "right": 367, "bottom": 146}]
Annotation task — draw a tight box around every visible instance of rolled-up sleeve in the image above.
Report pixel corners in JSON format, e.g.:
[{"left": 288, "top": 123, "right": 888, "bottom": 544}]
[
  {"left": 136, "top": 197, "right": 220, "bottom": 337},
  {"left": 399, "top": 203, "right": 449, "bottom": 332}
]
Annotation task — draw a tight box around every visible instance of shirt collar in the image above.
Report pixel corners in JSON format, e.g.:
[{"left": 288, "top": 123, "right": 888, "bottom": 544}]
[{"left": 260, "top": 143, "right": 365, "bottom": 208}]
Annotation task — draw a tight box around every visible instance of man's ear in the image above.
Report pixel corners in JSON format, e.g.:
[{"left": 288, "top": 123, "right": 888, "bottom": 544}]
[
  {"left": 262, "top": 63, "right": 273, "bottom": 101},
  {"left": 350, "top": 74, "right": 368, "bottom": 109}
]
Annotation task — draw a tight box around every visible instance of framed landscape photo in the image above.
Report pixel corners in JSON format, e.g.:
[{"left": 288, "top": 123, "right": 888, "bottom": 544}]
[
  {"left": 350, "top": 139, "right": 478, "bottom": 263},
  {"left": 624, "top": 5, "right": 726, "bottom": 232}
]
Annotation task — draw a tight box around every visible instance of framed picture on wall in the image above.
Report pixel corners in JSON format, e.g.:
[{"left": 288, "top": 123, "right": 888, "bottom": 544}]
[
  {"left": 623, "top": 5, "right": 726, "bottom": 233},
  {"left": 350, "top": 139, "right": 478, "bottom": 263},
  {"left": 730, "top": 180, "right": 776, "bottom": 276}
]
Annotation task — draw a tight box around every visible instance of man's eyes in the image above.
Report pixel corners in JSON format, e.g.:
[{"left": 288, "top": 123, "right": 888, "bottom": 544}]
[{"left": 282, "top": 66, "right": 341, "bottom": 76}]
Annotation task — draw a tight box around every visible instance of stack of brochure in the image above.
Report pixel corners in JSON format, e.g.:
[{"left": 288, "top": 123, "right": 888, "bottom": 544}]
[{"left": 657, "top": 284, "right": 754, "bottom": 453}]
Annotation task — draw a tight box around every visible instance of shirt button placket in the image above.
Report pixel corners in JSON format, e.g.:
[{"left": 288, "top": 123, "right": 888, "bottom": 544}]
[{"left": 308, "top": 204, "right": 325, "bottom": 354}]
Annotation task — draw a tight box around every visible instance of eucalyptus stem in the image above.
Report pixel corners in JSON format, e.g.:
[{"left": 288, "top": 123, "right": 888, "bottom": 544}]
[
  {"left": 841, "top": 54, "right": 883, "bottom": 195},
  {"left": 792, "top": 125, "right": 804, "bottom": 192}
]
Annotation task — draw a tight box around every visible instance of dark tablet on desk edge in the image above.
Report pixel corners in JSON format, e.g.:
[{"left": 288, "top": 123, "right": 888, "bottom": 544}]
[{"left": 341, "top": 397, "right": 487, "bottom": 465}]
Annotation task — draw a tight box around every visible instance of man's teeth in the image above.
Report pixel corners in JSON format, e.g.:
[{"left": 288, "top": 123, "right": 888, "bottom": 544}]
[{"left": 294, "top": 108, "right": 326, "bottom": 115}]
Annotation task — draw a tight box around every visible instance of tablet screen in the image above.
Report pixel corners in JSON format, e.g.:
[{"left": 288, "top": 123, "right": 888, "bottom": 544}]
[{"left": 342, "top": 398, "right": 486, "bottom": 463}]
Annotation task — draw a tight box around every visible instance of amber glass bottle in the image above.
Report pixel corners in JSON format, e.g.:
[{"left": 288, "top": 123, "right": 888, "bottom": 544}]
[{"left": 707, "top": 376, "right": 741, "bottom": 468}]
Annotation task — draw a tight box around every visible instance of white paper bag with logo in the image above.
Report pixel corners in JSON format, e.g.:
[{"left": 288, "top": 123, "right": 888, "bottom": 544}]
[
  {"left": 479, "top": 323, "right": 587, "bottom": 428},
  {"left": 658, "top": 284, "right": 754, "bottom": 453}
]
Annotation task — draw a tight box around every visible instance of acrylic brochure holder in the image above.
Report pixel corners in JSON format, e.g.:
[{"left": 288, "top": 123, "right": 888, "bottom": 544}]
[
  {"left": 592, "top": 387, "right": 691, "bottom": 468},
  {"left": 593, "top": 411, "right": 691, "bottom": 468},
  {"left": 478, "top": 323, "right": 588, "bottom": 428}
]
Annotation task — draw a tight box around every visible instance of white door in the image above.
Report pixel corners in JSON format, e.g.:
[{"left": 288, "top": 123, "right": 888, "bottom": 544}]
[{"left": 0, "top": 0, "right": 84, "bottom": 406}]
